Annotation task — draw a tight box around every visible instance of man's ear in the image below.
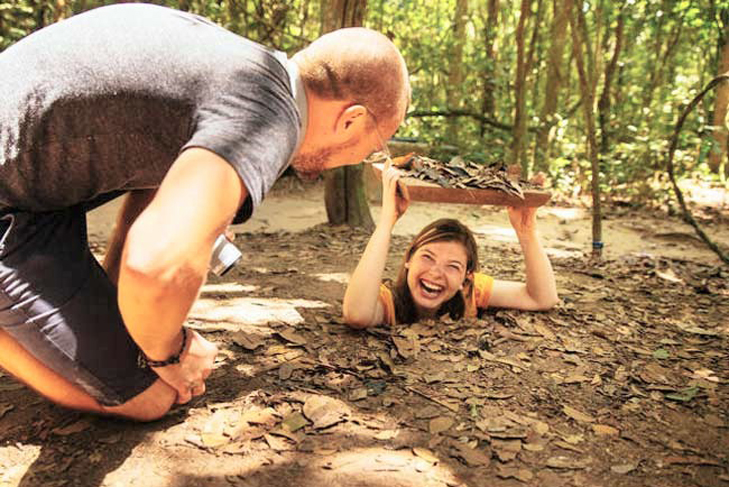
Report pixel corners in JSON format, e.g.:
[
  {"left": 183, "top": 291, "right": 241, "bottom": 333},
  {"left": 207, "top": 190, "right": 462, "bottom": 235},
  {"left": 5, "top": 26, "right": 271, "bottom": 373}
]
[{"left": 334, "top": 104, "right": 367, "bottom": 139}]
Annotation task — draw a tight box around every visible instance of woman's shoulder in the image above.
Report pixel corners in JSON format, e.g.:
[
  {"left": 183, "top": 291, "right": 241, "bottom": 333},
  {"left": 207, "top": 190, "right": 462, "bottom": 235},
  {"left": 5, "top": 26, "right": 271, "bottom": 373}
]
[
  {"left": 473, "top": 272, "right": 494, "bottom": 285},
  {"left": 473, "top": 272, "right": 495, "bottom": 306},
  {"left": 378, "top": 283, "right": 396, "bottom": 326}
]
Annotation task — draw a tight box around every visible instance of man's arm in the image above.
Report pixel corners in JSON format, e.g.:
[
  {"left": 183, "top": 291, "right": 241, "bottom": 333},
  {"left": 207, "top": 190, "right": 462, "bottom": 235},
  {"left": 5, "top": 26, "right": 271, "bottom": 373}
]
[
  {"left": 117, "top": 148, "right": 246, "bottom": 403},
  {"left": 103, "top": 189, "right": 157, "bottom": 285}
]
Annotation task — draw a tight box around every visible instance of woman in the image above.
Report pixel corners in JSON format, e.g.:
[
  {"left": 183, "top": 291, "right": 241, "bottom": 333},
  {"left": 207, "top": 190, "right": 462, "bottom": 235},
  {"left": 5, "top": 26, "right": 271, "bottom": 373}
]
[{"left": 343, "top": 159, "right": 558, "bottom": 328}]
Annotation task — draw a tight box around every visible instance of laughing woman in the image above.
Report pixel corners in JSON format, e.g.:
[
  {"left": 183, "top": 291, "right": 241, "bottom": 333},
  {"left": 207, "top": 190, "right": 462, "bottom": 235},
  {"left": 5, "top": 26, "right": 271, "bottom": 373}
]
[{"left": 342, "top": 160, "right": 558, "bottom": 328}]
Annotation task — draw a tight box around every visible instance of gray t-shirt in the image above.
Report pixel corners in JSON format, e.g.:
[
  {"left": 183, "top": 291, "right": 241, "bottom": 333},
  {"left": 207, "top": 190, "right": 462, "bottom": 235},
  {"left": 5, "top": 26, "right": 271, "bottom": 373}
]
[{"left": 0, "top": 3, "right": 301, "bottom": 223}]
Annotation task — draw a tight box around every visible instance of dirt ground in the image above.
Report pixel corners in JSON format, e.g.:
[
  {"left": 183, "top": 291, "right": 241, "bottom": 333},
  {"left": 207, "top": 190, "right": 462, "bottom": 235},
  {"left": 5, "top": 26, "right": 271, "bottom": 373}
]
[{"left": 1, "top": 176, "right": 727, "bottom": 487}]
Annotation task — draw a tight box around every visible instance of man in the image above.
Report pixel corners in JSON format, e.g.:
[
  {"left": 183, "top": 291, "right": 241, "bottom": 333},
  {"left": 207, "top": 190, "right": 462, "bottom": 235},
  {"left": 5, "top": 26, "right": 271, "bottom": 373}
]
[{"left": 0, "top": 3, "right": 410, "bottom": 421}]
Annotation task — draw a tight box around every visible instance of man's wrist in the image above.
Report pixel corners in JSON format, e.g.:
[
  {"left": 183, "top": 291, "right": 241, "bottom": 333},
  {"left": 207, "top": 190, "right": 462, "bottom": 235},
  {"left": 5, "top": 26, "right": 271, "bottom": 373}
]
[{"left": 138, "top": 328, "right": 188, "bottom": 367}]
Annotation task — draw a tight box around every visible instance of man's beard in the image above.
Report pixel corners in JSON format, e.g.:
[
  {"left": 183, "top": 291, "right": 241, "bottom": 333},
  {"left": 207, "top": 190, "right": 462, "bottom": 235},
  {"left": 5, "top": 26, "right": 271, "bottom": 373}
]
[
  {"left": 290, "top": 138, "right": 359, "bottom": 180},
  {"left": 290, "top": 147, "right": 333, "bottom": 181}
]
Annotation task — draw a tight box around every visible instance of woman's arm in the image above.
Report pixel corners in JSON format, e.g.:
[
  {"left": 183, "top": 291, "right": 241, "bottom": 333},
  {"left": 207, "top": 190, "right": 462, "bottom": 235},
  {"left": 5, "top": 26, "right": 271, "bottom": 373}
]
[
  {"left": 342, "top": 160, "right": 409, "bottom": 328},
  {"left": 487, "top": 206, "right": 559, "bottom": 311}
]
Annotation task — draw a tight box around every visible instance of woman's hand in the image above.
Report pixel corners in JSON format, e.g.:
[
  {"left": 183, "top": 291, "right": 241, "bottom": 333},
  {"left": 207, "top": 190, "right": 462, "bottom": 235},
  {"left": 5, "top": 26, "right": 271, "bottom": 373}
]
[
  {"left": 489, "top": 172, "right": 558, "bottom": 311},
  {"left": 507, "top": 206, "right": 538, "bottom": 238},
  {"left": 380, "top": 158, "right": 410, "bottom": 229},
  {"left": 343, "top": 158, "right": 407, "bottom": 328},
  {"left": 507, "top": 172, "right": 545, "bottom": 238}
]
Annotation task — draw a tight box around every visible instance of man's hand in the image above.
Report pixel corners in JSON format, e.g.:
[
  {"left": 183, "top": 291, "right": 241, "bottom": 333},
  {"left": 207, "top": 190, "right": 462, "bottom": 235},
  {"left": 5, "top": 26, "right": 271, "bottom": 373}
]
[{"left": 151, "top": 329, "right": 218, "bottom": 404}]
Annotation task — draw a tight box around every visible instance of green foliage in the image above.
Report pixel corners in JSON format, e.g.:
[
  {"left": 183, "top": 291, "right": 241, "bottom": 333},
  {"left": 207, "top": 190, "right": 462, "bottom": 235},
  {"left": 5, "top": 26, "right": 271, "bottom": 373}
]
[
  {"left": 1, "top": 0, "right": 725, "bottom": 203},
  {"left": 0, "top": 2, "right": 35, "bottom": 50}
]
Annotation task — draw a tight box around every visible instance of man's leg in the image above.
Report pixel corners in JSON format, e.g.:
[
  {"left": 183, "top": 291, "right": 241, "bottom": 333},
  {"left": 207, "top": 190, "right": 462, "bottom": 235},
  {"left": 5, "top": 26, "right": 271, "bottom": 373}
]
[
  {"left": 0, "top": 209, "right": 177, "bottom": 421},
  {"left": 0, "top": 329, "right": 176, "bottom": 421},
  {"left": 0, "top": 328, "right": 101, "bottom": 413}
]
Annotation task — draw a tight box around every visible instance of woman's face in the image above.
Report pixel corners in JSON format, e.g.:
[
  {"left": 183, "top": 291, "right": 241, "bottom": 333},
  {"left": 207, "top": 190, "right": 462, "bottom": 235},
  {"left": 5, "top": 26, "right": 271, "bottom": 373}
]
[{"left": 406, "top": 240, "right": 469, "bottom": 315}]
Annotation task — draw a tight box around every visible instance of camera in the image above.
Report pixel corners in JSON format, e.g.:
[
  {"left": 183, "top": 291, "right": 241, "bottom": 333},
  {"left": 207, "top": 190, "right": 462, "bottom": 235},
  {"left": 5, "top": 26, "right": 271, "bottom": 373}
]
[{"left": 210, "top": 234, "right": 242, "bottom": 276}]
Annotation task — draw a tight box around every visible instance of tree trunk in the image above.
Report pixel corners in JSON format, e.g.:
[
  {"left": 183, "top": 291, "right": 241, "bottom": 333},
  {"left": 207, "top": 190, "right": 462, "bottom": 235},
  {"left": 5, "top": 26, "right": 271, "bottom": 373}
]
[
  {"left": 641, "top": 1, "right": 683, "bottom": 115},
  {"left": 300, "top": 0, "right": 311, "bottom": 41},
  {"left": 526, "top": 0, "right": 544, "bottom": 116},
  {"left": 377, "top": 0, "right": 384, "bottom": 32},
  {"left": 446, "top": 0, "right": 469, "bottom": 144},
  {"left": 575, "top": 0, "right": 595, "bottom": 89},
  {"left": 53, "top": 0, "right": 67, "bottom": 22},
  {"left": 242, "top": 0, "right": 249, "bottom": 38},
  {"left": 568, "top": 0, "right": 603, "bottom": 259},
  {"left": 709, "top": 9, "right": 729, "bottom": 175},
  {"left": 533, "top": 0, "right": 568, "bottom": 172},
  {"left": 480, "top": 0, "right": 499, "bottom": 135},
  {"left": 322, "top": 0, "right": 373, "bottom": 229},
  {"left": 590, "top": 0, "right": 604, "bottom": 100},
  {"left": 597, "top": 10, "right": 624, "bottom": 155},
  {"left": 228, "top": 0, "right": 243, "bottom": 34},
  {"left": 511, "top": 0, "right": 531, "bottom": 172},
  {"left": 34, "top": 0, "right": 48, "bottom": 29}
]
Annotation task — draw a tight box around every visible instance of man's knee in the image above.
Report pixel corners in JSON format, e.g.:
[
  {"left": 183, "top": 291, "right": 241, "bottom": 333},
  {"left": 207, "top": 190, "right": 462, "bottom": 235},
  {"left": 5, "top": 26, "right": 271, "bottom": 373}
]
[{"left": 103, "top": 379, "right": 177, "bottom": 422}]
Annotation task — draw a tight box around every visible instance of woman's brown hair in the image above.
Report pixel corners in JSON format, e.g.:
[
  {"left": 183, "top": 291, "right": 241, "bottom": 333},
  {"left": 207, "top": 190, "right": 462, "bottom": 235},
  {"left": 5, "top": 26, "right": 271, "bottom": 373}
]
[{"left": 391, "top": 219, "right": 479, "bottom": 324}]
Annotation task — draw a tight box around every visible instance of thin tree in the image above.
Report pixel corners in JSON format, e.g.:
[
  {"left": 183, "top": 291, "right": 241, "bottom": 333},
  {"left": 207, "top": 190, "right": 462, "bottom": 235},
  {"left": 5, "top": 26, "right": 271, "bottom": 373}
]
[
  {"left": 567, "top": 0, "right": 603, "bottom": 259},
  {"left": 446, "top": 0, "right": 469, "bottom": 144},
  {"left": 480, "top": 0, "right": 500, "bottom": 135},
  {"left": 709, "top": 7, "right": 729, "bottom": 176},
  {"left": 534, "top": 0, "right": 569, "bottom": 172},
  {"left": 511, "top": 0, "right": 532, "bottom": 172},
  {"left": 641, "top": 0, "right": 684, "bottom": 118},
  {"left": 526, "top": 0, "right": 544, "bottom": 113},
  {"left": 597, "top": 7, "right": 624, "bottom": 154}
]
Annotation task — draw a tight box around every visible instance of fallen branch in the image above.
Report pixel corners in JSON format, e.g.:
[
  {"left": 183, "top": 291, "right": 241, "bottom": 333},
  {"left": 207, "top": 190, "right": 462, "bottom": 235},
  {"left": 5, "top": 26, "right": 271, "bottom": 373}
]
[
  {"left": 403, "top": 385, "right": 460, "bottom": 412},
  {"left": 665, "top": 74, "right": 729, "bottom": 265}
]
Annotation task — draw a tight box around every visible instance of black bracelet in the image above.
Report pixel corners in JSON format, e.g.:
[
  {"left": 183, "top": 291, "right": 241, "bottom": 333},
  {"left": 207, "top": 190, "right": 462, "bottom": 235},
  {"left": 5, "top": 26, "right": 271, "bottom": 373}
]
[{"left": 137, "top": 327, "right": 188, "bottom": 369}]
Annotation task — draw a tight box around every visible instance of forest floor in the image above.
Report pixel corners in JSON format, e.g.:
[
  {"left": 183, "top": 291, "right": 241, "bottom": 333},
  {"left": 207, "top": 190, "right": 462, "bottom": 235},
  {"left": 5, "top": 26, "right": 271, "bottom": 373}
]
[{"left": 1, "top": 175, "right": 728, "bottom": 487}]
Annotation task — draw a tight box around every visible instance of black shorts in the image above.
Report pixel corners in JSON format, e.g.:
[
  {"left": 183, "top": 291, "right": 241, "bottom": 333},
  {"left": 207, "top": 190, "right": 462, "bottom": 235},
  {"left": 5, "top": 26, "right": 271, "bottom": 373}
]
[{"left": 0, "top": 208, "right": 157, "bottom": 406}]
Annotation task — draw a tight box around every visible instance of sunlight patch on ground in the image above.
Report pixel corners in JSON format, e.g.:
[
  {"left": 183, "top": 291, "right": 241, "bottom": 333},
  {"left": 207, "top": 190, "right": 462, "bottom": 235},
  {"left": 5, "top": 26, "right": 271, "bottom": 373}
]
[
  {"left": 313, "top": 272, "right": 350, "bottom": 284},
  {"left": 471, "top": 221, "right": 584, "bottom": 257},
  {"left": 189, "top": 297, "right": 329, "bottom": 331},
  {"left": 544, "top": 207, "right": 585, "bottom": 220},
  {"left": 103, "top": 444, "right": 459, "bottom": 487},
  {"left": 546, "top": 247, "right": 584, "bottom": 259},
  {"left": 681, "top": 180, "right": 728, "bottom": 207},
  {"left": 469, "top": 223, "right": 516, "bottom": 243},
  {"left": 303, "top": 446, "right": 459, "bottom": 486},
  {"left": 0, "top": 444, "right": 41, "bottom": 486},
  {"left": 199, "top": 283, "right": 258, "bottom": 294}
]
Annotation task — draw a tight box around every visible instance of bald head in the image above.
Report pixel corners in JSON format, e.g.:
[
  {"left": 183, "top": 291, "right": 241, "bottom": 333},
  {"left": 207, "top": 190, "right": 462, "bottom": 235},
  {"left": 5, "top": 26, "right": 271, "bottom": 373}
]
[{"left": 292, "top": 28, "right": 410, "bottom": 132}]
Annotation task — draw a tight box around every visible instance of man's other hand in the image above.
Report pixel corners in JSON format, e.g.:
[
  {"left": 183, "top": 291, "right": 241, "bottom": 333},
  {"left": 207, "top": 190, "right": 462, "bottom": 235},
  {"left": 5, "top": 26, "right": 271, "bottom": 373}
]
[{"left": 151, "top": 329, "right": 218, "bottom": 404}]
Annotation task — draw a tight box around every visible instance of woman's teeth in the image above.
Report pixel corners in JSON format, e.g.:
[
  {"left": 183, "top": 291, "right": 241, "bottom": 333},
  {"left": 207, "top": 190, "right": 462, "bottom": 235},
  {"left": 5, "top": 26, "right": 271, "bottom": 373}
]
[{"left": 420, "top": 280, "right": 443, "bottom": 296}]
